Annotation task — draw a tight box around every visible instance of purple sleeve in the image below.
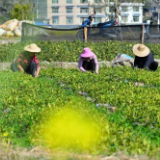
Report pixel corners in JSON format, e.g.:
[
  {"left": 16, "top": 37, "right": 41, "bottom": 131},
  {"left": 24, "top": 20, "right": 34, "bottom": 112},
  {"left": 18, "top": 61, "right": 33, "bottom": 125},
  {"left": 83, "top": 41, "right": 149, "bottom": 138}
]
[
  {"left": 78, "top": 57, "right": 86, "bottom": 72},
  {"left": 93, "top": 54, "right": 99, "bottom": 73}
]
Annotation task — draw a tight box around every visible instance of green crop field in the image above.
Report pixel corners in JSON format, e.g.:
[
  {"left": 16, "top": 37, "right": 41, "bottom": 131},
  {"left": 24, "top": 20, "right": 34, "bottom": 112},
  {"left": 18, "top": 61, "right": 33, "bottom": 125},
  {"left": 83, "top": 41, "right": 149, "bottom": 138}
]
[
  {"left": 0, "top": 40, "right": 160, "bottom": 159},
  {"left": 0, "top": 66, "right": 160, "bottom": 159}
]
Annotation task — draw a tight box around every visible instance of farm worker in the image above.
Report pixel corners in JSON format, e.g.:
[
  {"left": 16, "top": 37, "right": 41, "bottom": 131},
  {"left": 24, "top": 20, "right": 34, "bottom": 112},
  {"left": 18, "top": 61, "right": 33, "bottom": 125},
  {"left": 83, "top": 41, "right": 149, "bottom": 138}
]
[
  {"left": 82, "top": 10, "right": 96, "bottom": 27},
  {"left": 11, "top": 43, "right": 41, "bottom": 77},
  {"left": 133, "top": 43, "right": 158, "bottom": 71},
  {"left": 78, "top": 47, "right": 99, "bottom": 74}
]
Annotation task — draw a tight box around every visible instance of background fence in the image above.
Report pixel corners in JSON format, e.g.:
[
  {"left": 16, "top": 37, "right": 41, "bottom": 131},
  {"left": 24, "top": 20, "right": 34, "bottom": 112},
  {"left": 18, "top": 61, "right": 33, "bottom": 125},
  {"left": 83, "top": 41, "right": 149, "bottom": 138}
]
[
  {"left": 1, "top": 22, "right": 160, "bottom": 70},
  {"left": 22, "top": 22, "right": 160, "bottom": 43}
]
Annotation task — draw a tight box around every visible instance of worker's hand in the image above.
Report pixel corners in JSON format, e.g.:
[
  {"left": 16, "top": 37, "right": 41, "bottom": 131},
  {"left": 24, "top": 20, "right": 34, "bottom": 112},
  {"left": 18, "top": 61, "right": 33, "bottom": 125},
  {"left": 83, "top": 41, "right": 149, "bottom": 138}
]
[
  {"left": 35, "top": 75, "right": 39, "bottom": 77},
  {"left": 21, "top": 69, "right": 25, "bottom": 74}
]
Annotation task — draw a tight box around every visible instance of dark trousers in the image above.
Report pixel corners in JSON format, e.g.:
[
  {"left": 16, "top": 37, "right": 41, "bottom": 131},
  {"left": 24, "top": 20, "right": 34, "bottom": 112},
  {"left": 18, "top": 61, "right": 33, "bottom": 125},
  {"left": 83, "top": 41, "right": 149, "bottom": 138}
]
[
  {"left": 11, "top": 61, "right": 37, "bottom": 77},
  {"left": 82, "top": 59, "right": 95, "bottom": 73},
  {"left": 25, "top": 62, "right": 37, "bottom": 77},
  {"left": 149, "top": 61, "right": 158, "bottom": 71}
]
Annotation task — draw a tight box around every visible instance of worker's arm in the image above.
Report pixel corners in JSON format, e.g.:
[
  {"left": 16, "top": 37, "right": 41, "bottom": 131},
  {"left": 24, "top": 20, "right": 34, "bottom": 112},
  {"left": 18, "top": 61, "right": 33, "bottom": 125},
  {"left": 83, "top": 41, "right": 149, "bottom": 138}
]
[
  {"left": 17, "top": 64, "right": 24, "bottom": 72},
  {"left": 78, "top": 57, "right": 86, "bottom": 72},
  {"left": 35, "top": 67, "right": 40, "bottom": 77},
  {"left": 93, "top": 54, "right": 99, "bottom": 74}
]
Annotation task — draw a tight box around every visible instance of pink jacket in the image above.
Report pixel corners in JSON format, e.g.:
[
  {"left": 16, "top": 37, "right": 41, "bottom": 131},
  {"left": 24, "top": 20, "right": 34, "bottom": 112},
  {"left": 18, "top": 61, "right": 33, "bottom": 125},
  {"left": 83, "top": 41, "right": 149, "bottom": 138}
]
[{"left": 78, "top": 53, "right": 99, "bottom": 73}]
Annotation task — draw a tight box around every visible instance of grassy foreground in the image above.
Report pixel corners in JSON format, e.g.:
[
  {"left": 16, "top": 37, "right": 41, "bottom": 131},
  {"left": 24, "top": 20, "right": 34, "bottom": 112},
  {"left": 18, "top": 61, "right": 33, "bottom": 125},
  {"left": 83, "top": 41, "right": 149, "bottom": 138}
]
[{"left": 0, "top": 67, "right": 159, "bottom": 159}]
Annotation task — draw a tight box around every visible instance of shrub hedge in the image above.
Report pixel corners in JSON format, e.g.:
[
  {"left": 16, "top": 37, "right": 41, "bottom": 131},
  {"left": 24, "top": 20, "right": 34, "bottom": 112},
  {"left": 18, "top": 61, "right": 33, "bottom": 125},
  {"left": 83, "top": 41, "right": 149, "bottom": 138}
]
[{"left": 0, "top": 40, "right": 160, "bottom": 62}]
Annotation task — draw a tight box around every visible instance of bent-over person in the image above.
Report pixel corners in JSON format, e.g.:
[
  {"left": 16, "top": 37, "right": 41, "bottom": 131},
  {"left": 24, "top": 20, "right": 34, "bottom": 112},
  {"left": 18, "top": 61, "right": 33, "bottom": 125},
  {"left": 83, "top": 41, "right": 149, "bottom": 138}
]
[
  {"left": 78, "top": 47, "right": 99, "bottom": 74},
  {"left": 133, "top": 44, "right": 158, "bottom": 71},
  {"left": 11, "top": 43, "right": 41, "bottom": 77}
]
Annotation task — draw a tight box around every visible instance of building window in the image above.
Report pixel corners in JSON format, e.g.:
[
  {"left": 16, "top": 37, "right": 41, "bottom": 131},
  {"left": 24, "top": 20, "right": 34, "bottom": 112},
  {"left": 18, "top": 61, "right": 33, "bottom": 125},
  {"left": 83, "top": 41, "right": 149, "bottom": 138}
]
[
  {"left": 133, "top": 16, "right": 139, "bottom": 22},
  {"left": 67, "top": 17, "right": 73, "bottom": 23},
  {"left": 52, "top": 17, "right": 59, "bottom": 24},
  {"left": 66, "top": 8, "right": 73, "bottom": 13},
  {"left": 133, "top": 6, "right": 139, "bottom": 12},
  {"left": 66, "top": 0, "right": 72, "bottom": 3},
  {"left": 52, "top": 0, "right": 58, "bottom": 3},
  {"left": 122, "top": 16, "right": 128, "bottom": 22},
  {"left": 80, "top": 8, "right": 88, "bottom": 13},
  {"left": 94, "top": 0, "right": 101, "bottom": 2},
  {"left": 95, "top": 8, "right": 101, "bottom": 13},
  {"left": 94, "top": 17, "right": 101, "bottom": 23},
  {"left": 122, "top": 6, "right": 128, "bottom": 12},
  {"left": 80, "top": 0, "right": 88, "bottom": 3},
  {"left": 52, "top": 8, "right": 59, "bottom": 13}
]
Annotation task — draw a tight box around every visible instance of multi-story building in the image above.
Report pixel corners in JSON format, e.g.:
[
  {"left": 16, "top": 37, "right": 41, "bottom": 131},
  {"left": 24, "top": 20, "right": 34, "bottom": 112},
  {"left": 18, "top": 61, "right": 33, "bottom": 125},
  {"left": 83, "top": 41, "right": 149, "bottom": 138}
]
[
  {"left": 35, "top": 0, "right": 106, "bottom": 25},
  {"left": 35, "top": 0, "right": 144, "bottom": 25}
]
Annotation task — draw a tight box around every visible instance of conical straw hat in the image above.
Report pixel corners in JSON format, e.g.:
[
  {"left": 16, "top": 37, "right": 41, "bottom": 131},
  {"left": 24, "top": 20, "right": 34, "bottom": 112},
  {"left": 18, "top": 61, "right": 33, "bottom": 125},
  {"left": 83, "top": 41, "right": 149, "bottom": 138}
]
[
  {"left": 133, "top": 44, "right": 150, "bottom": 57},
  {"left": 24, "top": 43, "right": 41, "bottom": 53}
]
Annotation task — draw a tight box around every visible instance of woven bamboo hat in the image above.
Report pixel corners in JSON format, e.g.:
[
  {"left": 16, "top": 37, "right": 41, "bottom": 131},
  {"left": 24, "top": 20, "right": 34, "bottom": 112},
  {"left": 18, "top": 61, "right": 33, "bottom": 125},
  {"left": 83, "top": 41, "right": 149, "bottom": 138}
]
[
  {"left": 133, "top": 44, "right": 150, "bottom": 57},
  {"left": 24, "top": 43, "right": 41, "bottom": 53}
]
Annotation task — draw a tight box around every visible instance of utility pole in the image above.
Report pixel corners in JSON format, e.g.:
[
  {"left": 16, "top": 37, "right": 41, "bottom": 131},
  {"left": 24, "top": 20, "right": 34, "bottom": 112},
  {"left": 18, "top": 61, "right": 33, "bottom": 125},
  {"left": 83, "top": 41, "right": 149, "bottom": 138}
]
[
  {"left": 36, "top": 0, "right": 38, "bottom": 19},
  {"left": 32, "top": 3, "right": 36, "bottom": 23},
  {"left": 158, "top": 2, "right": 160, "bottom": 29},
  {"left": 88, "top": 0, "right": 90, "bottom": 16},
  {"left": 104, "top": 0, "right": 109, "bottom": 21},
  {"left": 155, "top": 0, "right": 160, "bottom": 30}
]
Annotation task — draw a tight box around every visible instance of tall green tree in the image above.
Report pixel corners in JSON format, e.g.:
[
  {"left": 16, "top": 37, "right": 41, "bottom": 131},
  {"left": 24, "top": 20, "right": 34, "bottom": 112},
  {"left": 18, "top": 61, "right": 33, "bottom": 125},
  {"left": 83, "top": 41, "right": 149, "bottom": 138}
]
[{"left": 9, "top": 3, "right": 32, "bottom": 20}]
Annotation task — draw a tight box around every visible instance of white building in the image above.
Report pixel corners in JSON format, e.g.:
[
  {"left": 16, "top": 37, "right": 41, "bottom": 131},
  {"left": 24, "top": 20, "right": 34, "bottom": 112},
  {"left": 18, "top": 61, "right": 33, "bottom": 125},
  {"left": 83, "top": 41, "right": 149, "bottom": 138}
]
[{"left": 119, "top": 3, "right": 144, "bottom": 24}]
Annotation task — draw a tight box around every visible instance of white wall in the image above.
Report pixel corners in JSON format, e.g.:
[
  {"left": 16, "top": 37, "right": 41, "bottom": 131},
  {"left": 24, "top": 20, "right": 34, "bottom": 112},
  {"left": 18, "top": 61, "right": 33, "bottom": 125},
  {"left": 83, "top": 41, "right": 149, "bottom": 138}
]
[{"left": 119, "top": 3, "right": 144, "bottom": 24}]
